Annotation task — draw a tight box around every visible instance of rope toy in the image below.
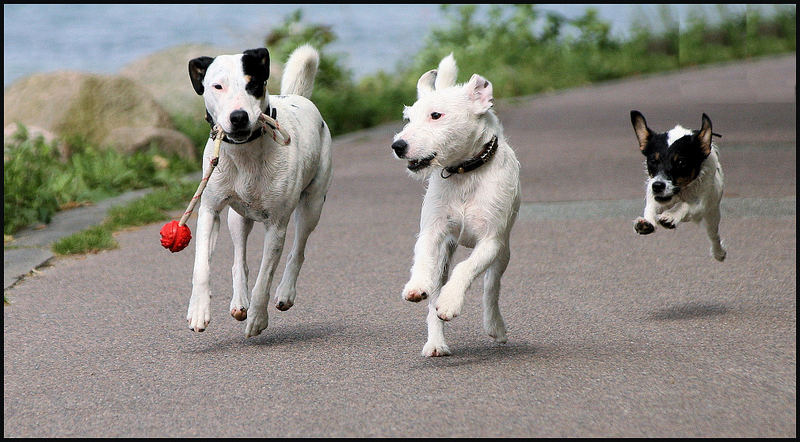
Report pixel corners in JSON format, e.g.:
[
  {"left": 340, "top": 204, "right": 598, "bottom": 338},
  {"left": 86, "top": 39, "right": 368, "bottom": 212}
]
[{"left": 160, "top": 112, "right": 290, "bottom": 253}]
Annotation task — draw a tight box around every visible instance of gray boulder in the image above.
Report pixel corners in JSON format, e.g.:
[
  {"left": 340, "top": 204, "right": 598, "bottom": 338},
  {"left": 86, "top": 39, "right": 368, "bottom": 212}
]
[{"left": 4, "top": 71, "right": 173, "bottom": 149}]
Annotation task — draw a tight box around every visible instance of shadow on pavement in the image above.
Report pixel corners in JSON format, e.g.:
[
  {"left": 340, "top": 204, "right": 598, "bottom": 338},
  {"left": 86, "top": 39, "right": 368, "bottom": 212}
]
[{"left": 647, "top": 301, "right": 731, "bottom": 321}]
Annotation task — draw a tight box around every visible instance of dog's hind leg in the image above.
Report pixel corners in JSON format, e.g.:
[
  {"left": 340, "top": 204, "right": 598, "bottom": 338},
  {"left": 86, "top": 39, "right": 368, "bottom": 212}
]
[
  {"left": 274, "top": 188, "right": 327, "bottom": 311},
  {"left": 228, "top": 208, "right": 254, "bottom": 321},
  {"left": 704, "top": 205, "right": 726, "bottom": 261},
  {"left": 422, "top": 237, "right": 457, "bottom": 357},
  {"left": 244, "top": 223, "right": 288, "bottom": 337},
  {"left": 436, "top": 238, "right": 502, "bottom": 321},
  {"left": 482, "top": 244, "right": 510, "bottom": 343}
]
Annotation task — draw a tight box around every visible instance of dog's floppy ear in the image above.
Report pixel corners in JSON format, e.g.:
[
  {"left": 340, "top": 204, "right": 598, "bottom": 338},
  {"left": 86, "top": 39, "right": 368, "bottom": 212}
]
[
  {"left": 417, "top": 69, "right": 437, "bottom": 98},
  {"left": 465, "top": 74, "right": 494, "bottom": 115},
  {"left": 434, "top": 53, "right": 458, "bottom": 90},
  {"left": 630, "top": 110, "right": 652, "bottom": 152},
  {"left": 189, "top": 56, "right": 215, "bottom": 95},
  {"left": 242, "top": 48, "right": 270, "bottom": 98},
  {"left": 697, "top": 113, "right": 713, "bottom": 158}
]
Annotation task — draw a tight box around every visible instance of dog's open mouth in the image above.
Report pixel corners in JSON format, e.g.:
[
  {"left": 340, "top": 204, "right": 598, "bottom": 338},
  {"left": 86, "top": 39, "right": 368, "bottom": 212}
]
[
  {"left": 227, "top": 130, "right": 251, "bottom": 142},
  {"left": 654, "top": 195, "right": 674, "bottom": 203},
  {"left": 407, "top": 153, "right": 436, "bottom": 172}
]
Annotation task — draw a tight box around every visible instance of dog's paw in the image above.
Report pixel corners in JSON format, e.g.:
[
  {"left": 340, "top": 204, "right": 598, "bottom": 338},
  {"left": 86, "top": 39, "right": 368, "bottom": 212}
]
[
  {"left": 657, "top": 214, "right": 678, "bottom": 229},
  {"left": 244, "top": 310, "right": 269, "bottom": 338},
  {"left": 712, "top": 246, "right": 727, "bottom": 262},
  {"left": 634, "top": 217, "right": 655, "bottom": 235},
  {"left": 435, "top": 293, "right": 462, "bottom": 321},
  {"left": 485, "top": 321, "right": 508, "bottom": 343},
  {"left": 422, "top": 341, "right": 451, "bottom": 357},
  {"left": 230, "top": 307, "right": 247, "bottom": 321},
  {"left": 402, "top": 280, "right": 430, "bottom": 303},
  {"left": 187, "top": 300, "right": 211, "bottom": 332},
  {"left": 403, "top": 288, "right": 428, "bottom": 303},
  {"left": 275, "top": 299, "right": 294, "bottom": 311},
  {"left": 274, "top": 284, "right": 296, "bottom": 311}
]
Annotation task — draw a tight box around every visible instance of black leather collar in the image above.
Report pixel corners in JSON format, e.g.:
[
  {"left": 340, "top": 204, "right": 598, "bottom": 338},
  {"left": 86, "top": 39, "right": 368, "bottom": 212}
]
[
  {"left": 206, "top": 106, "right": 277, "bottom": 145},
  {"left": 441, "top": 135, "right": 499, "bottom": 179}
]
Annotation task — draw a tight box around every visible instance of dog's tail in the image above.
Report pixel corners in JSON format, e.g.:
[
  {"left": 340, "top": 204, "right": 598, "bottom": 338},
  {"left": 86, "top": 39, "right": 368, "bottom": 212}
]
[{"left": 280, "top": 44, "right": 320, "bottom": 99}]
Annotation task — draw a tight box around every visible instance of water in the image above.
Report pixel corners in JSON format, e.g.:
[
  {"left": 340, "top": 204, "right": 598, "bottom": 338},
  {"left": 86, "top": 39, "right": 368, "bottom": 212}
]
[{"left": 2, "top": 4, "right": 784, "bottom": 86}]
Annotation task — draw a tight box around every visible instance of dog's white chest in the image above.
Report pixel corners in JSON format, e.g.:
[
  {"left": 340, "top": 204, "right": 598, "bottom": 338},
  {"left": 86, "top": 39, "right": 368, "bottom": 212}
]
[{"left": 227, "top": 193, "right": 272, "bottom": 223}]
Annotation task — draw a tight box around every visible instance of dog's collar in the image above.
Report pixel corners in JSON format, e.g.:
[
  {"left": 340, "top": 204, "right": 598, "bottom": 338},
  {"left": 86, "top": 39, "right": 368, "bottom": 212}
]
[
  {"left": 440, "top": 135, "right": 499, "bottom": 179},
  {"left": 206, "top": 106, "right": 282, "bottom": 145}
]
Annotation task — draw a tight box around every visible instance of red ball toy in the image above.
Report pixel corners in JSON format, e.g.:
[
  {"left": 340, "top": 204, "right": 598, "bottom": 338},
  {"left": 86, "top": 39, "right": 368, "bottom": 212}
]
[{"left": 160, "top": 220, "right": 192, "bottom": 253}]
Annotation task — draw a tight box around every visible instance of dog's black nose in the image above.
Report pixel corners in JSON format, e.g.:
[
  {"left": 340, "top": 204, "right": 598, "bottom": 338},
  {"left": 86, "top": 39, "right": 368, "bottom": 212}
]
[
  {"left": 230, "top": 110, "right": 249, "bottom": 129},
  {"left": 652, "top": 181, "right": 666, "bottom": 193},
  {"left": 392, "top": 139, "right": 408, "bottom": 157}
]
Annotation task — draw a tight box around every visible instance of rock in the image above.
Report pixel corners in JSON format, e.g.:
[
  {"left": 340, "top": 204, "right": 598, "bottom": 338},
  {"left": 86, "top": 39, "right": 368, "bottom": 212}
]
[
  {"left": 120, "top": 44, "right": 283, "bottom": 118},
  {"left": 4, "top": 124, "right": 71, "bottom": 160},
  {"left": 3, "top": 71, "right": 173, "bottom": 150},
  {"left": 104, "top": 127, "right": 198, "bottom": 160}
]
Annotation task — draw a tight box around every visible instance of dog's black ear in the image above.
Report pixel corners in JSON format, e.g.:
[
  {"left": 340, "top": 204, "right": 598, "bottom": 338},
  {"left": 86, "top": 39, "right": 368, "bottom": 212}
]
[
  {"left": 242, "top": 48, "right": 270, "bottom": 98},
  {"left": 189, "top": 56, "right": 214, "bottom": 95},
  {"left": 630, "top": 110, "right": 652, "bottom": 153},
  {"left": 697, "top": 113, "right": 713, "bottom": 158}
]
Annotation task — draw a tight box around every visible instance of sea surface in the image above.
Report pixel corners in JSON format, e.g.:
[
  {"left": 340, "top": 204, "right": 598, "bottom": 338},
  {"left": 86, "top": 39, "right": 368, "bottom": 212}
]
[{"left": 2, "top": 4, "right": 783, "bottom": 86}]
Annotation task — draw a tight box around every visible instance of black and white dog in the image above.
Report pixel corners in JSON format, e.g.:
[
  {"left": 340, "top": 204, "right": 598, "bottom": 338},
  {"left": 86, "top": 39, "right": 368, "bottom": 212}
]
[
  {"left": 630, "top": 110, "right": 726, "bottom": 261},
  {"left": 185, "top": 45, "right": 332, "bottom": 337}
]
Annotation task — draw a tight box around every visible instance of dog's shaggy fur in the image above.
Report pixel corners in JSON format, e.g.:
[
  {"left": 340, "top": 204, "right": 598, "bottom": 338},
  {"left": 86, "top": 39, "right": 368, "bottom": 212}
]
[
  {"left": 631, "top": 110, "right": 726, "bottom": 261},
  {"left": 392, "top": 54, "right": 521, "bottom": 356},
  {"left": 185, "top": 45, "right": 332, "bottom": 336}
]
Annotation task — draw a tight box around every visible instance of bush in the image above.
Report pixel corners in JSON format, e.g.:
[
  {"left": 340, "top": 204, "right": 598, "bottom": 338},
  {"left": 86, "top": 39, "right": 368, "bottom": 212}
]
[
  {"left": 264, "top": 5, "right": 795, "bottom": 136},
  {"left": 3, "top": 125, "right": 197, "bottom": 235}
]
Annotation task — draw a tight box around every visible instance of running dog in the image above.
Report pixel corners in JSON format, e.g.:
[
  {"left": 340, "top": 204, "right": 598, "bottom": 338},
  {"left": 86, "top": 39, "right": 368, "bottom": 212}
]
[
  {"left": 392, "top": 54, "right": 521, "bottom": 356},
  {"left": 186, "top": 45, "right": 332, "bottom": 336},
  {"left": 630, "top": 110, "right": 726, "bottom": 261}
]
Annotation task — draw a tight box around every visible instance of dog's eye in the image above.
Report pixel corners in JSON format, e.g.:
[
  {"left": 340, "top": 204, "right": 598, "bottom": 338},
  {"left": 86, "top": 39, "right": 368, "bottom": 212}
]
[
  {"left": 213, "top": 84, "right": 223, "bottom": 90},
  {"left": 430, "top": 112, "right": 442, "bottom": 120}
]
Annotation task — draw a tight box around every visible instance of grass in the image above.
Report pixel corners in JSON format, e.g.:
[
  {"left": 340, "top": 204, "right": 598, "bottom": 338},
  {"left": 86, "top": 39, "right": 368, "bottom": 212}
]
[
  {"left": 51, "top": 181, "right": 196, "bottom": 255},
  {"left": 3, "top": 125, "right": 198, "bottom": 236}
]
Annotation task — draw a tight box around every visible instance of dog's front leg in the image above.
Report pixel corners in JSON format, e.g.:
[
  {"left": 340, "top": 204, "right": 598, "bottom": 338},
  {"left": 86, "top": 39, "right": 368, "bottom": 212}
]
[
  {"left": 634, "top": 191, "right": 659, "bottom": 235},
  {"left": 657, "top": 202, "right": 690, "bottom": 229},
  {"left": 402, "top": 221, "right": 448, "bottom": 302},
  {"left": 228, "top": 208, "right": 254, "bottom": 321},
  {"left": 187, "top": 205, "right": 220, "bottom": 332},
  {"left": 244, "top": 222, "right": 288, "bottom": 338},
  {"left": 422, "top": 236, "right": 457, "bottom": 357},
  {"left": 436, "top": 238, "right": 502, "bottom": 321}
]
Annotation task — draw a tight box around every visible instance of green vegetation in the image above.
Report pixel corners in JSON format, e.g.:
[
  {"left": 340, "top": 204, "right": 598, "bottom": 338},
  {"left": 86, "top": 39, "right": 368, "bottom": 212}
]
[
  {"left": 3, "top": 125, "right": 197, "bottom": 235},
  {"left": 51, "top": 181, "right": 196, "bottom": 255},
  {"left": 268, "top": 4, "right": 796, "bottom": 137}
]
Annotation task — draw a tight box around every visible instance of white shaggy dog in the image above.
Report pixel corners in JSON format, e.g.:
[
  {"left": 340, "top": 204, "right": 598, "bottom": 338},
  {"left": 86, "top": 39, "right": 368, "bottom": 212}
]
[
  {"left": 631, "top": 110, "right": 726, "bottom": 261},
  {"left": 392, "top": 54, "right": 521, "bottom": 357},
  {"left": 185, "top": 45, "right": 332, "bottom": 336}
]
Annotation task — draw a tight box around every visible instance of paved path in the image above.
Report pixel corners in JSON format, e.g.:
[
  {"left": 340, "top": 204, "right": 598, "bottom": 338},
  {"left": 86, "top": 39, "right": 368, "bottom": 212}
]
[{"left": 4, "top": 55, "right": 795, "bottom": 437}]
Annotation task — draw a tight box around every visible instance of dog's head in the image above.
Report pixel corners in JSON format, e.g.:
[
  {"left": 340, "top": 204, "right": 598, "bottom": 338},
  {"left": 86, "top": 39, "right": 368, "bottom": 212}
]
[
  {"left": 189, "top": 48, "right": 270, "bottom": 143},
  {"left": 631, "top": 110, "right": 714, "bottom": 203},
  {"left": 391, "top": 54, "right": 495, "bottom": 178}
]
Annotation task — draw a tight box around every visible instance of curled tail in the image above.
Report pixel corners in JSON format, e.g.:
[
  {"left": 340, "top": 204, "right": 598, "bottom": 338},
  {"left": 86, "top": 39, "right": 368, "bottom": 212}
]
[{"left": 280, "top": 44, "right": 320, "bottom": 98}]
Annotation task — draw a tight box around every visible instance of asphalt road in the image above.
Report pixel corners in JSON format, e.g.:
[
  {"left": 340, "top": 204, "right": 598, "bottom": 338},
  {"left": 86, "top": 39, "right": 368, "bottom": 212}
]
[{"left": 4, "top": 55, "right": 796, "bottom": 437}]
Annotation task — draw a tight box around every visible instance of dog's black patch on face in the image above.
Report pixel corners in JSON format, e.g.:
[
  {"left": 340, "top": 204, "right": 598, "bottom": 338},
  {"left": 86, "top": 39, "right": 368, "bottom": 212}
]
[
  {"left": 242, "top": 48, "right": 270, "bottom": 98},
  {"left": 642, "top": 133, "right": 707, "bottom": 187},
  {"left": 189, "top": 56, "right": 215, "bottom": 95}
]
